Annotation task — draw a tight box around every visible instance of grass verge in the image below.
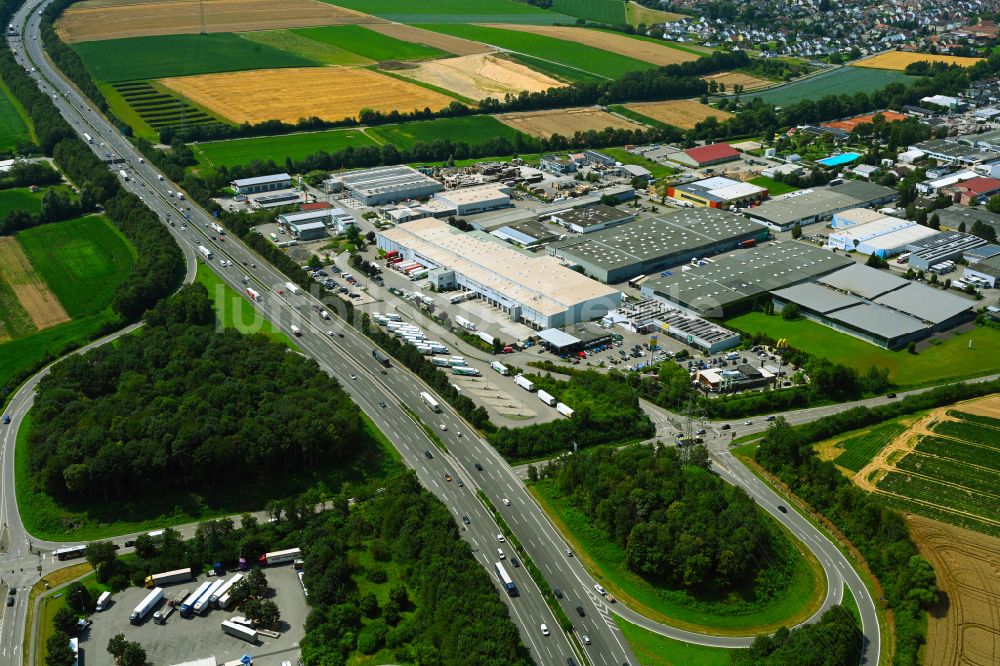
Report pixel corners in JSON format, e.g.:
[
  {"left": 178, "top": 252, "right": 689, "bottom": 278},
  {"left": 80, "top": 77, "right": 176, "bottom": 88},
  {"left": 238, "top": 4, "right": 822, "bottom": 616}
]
[
  {"left": 195, "top": 262, "right": 291, "bottom": 345},
  {"left": 26, "top": 563, "right": 93, "bottom": 666},
  {"left": 614, "top": 616, "right": 732, "bottom": 666}
]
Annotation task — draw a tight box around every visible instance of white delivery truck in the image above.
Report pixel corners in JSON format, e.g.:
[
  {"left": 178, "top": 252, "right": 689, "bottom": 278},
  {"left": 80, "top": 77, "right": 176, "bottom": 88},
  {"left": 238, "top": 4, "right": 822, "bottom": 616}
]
[
  {"left": 130, "top": 587, "right": 163, "bottom": 624},
  {"left": 490, "top": 361, "right": 509, "bottom": 375},
  {"left": 556, "top": 402, "right": 574, "bottom": 417},
  {"left": 537, "top": 390, "right": 556, "bottom": 407},
  {"left": 284, "top": 281, "right": 300, "bottom": 295},
  {"left": 420, "top": 391, "right": 441, "bottom": 412},
  {"left": 95, "top": 591, "right": 112, "bottom": 612},
  {"left": 221, "top": 620, "right": 258, "bottom": 643},
  {"left": 197, "top": 245, "right": 213, "bottom": 260},
  {"left": 514, "top": 374, "right": 535, "bottom": 392},
  {"left": 290, "top": 325, "right": 302, "bottom": 337}
]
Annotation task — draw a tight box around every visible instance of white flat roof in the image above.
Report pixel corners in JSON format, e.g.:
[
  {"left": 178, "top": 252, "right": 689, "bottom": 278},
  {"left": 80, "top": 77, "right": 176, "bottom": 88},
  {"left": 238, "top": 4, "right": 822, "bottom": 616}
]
[
  {"left": 380, "top": 218, "right": 620, "bottom": 317},
  {"left": 436, "top": 186, "right": 510, "bottom": 205}
]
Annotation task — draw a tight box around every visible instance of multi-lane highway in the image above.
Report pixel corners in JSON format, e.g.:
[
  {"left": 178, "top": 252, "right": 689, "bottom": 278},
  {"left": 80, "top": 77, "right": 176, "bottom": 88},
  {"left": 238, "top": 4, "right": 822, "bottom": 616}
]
[{"left": 0, "top": 2, "right": 889, "bottom": 664}]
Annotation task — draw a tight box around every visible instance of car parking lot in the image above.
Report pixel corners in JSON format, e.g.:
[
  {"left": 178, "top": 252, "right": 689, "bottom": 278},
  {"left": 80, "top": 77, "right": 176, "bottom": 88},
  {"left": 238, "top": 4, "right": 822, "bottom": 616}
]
[{"left": 81, "top": 567, "right": 307, "bottom": 666}]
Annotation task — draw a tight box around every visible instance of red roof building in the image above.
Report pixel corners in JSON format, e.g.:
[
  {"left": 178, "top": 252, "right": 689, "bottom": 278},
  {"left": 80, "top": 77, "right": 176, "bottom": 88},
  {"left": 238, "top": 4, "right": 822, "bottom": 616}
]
[
  {"left": 943, "top": 176, "right": 1000, "bottom": 206},
  {"left": 680, "top": 143, "right": 740, "bottom": 167},
  {"left": 300, "top": 201, "right": 333, "bottom": 211}
]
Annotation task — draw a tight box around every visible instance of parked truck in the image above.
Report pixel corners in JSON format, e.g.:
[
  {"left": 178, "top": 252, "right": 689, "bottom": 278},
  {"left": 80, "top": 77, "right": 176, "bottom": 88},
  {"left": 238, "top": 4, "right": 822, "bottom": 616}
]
[
  {"left": 455, "top": 316, "right": 476, "bottom": 331},
  {"left": 95, "top": 591, "right": 112, "bottom": 612},
  {"left": 180, "top": 581, "right": 213, "bottom": 617},
  {"left": 211, "top": 574, "right": 243, "bottom": 608},
  {"left": 197, "top": 245, "right": 213, "bottom": 260},
  {"left": 144, "top": 567, "right": 192, "bottom": 588},
  {"left": 420, "top": 391, "right": 441, "bottom": 412},
  {"left": 490, "top": 361, "right": 509, "bottom": 375},
  {"left": 194, "top": 579, "right": 226, "bottom": 615},
  {"left": 537, "top": 390, "right": 556, "bottom": 407},
  {"left": 130, "top": 587, "right": 164, "bottom": 625},
  {"left": 431, "top": 357, "right": 448, "bottom": 367},
  {"left": 514, "top": 374, "right": 535, "bottom": 392},
  {"left": 556, "top": 402, "right": 574, "bottom": 417},
  {"left": 153, "top": 603, "right": 175, "bottom": 624},
  {"left": 452, "top": 366, "right": 481, "bottom": 376},
  {"left": 221, "top": 620, "right": 258, "bottom": 644},
  {"left": 259, "top": 547, "right": 302, "bottom": 566}
]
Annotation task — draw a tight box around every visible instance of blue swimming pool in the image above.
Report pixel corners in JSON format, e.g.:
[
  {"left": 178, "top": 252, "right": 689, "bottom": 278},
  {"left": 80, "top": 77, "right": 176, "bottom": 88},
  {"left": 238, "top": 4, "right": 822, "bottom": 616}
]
[{"left": 817, "top": 152, "right": 861, "bottom": 167}]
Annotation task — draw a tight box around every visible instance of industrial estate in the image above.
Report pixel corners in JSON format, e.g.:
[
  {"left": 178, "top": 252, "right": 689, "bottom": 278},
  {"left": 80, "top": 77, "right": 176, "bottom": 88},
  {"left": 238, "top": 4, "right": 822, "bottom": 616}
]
[{"left": 2, "top": 0, "right": 1000, "bottom": 666}]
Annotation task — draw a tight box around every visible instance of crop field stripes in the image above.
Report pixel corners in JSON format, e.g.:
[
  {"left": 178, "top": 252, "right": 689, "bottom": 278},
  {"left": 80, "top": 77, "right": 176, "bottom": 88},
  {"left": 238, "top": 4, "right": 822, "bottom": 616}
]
[{"left": 110, "top": 81, "right": 225, "bottom": 132}]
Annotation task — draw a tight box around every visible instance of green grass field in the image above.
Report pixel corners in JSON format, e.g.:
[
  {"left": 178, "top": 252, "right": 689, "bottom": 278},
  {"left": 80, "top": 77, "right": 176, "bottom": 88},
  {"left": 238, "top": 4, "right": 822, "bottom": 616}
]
[
  {"left": 742, "top": 67, "right": 913, "bottom": 105},
  {"left": 17, "top": 215, "right": 136, "bottom": 319},
  {"left": 0, "top": 80, "right": 32, "bottom": 151},
  {"left": 73, "top": 33, "right": 319, "bottom": 82},
  {"left": 727, "top": 312, "right": 1000, "bottom": 387},
  {"left": 505, "top": 52, "right": 607, "bottom": 83},
  {"left": 602, "top": 147, "right": 675, "bottom": 179},
  {"left": 530, "top": 480, "right": 824, "bottom": 634},
  {"left": 550, "top": 0, "right": 626, "bottom": 24},
  {"left": 615, "top": 616, "right": 732, "bottom": 666},
  {"left": 238, "top": 29, "right": 372, "bottom": 66},
  {"left": 191, "top": 128, "right": 377, "bottom": 169},
  {"left": 831, "top": 421, "right": 908, "bottom": 472},
  {"left": 323, "top": 0, "right": 571, "bottom": 23},
  {"left": 195, "top": 263, "right": 291, "bottom": 345},
  {"left": 292, "top": 25, "right": 449, "bottom": 61},
  {"left": 750, "top": 175, "right": 798, "bottom": 196},
  {"left": 0, "top": 187, "right": 42, "bottom": 216},
  {"left": 420, "top": 24, "right": 655, "bottom": 79},
  {"left": 366, "top": 115, "right": 524, "bottom": 150}
]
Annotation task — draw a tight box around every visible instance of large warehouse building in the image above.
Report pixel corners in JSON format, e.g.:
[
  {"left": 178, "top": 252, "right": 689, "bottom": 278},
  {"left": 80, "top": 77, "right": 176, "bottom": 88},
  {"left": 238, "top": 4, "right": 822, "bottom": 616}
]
[
  {"left": 325, "top": 165, "right": 443, "bottom": 205},
  {"left": 547, "top": 208, "right": 767, "bottom": 284},
  {"left": 667, "top": 176, "right": 768, "bottom": 209},
  {"left": 641, "top": 241, "right": 853, "bottom": 316},
  {"left": 826, "top": 216, "right": 938, "bottom": 256},
  {"left": 745, "top": 181, "right": 898, "bottom": 232},
  {"left": 377, "top": 218, "right": 621, "bottom": 329},
  {"left": 773, "top": 264, "right": 974, "bottom": 348}
]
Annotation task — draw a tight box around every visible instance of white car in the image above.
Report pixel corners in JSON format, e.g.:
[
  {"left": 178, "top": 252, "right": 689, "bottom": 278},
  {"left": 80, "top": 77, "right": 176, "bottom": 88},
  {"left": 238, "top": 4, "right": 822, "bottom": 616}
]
[
  {"left": 501, "top": 498, "right": 511, "bottom": 506},
  {"left": 582, "top": 635, "right": 591, "bottom": 645},
  {"left": 540, "top": 624, "right": 550, "bottom": 636},
  {"left": 350, "top": 374, "right": 357, "bottom": 380},
  {"left": 439, "top": 424, "right": 447, "bottom": 431},
  {"left": 496, "top": 534, "right": 504, "bottom": 542},
  {"left": 497, "top": 548, "right": 505, "bottom": 559},
  {"left": 594, "top": 583, "right": 606, "bottom": 596}
]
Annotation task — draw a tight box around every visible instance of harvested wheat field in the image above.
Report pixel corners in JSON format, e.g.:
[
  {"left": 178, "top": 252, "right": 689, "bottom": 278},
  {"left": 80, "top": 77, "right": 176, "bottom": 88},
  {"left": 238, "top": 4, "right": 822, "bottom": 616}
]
[
  {"left": 854, "top": 51, "right": 983, "bottom": 70},
  {"left": 497, "top": 106, "right": 646, "bottom": 139},
  {"left": 367, "top": 24, "right": 492, "bottom": 57},
  {"left": 707, "top": 71, "right": 772, "bottom": 91},
  {"left": 624, "top": 99, "right": 733, "bottom": 129},
  {"left": 56, "top": 0, "right": 383, "bottom": 42},
  {"left": 160, "top": 67, "right": 456, "bottom": 124},
  {"left": 908, "top": 514, "right": 1000, "bottom": 666},
  {"left": 398, "top": 53, "right": 563, "bottom": 102},
  {"left": 482, "top": 24, "right": 697, "bottom": 66},
  {"left": 0, "top": 237, "right": 70, "bottom": 330}
]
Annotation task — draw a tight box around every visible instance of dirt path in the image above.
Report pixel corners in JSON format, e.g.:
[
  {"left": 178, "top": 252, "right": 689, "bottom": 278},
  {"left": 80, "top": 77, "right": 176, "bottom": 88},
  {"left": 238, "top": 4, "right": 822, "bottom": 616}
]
[
  {"left": 854, "top": 408, "right": 952, "bottom": 492},
  {"left": 0, "top": 238, "right": 70, "bottom": 330}
]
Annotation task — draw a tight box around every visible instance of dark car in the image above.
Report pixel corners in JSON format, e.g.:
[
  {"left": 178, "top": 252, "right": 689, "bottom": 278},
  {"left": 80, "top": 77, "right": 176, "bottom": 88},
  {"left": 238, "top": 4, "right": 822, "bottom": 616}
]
[
  {"left": 567, "top": 659, "right": 577, "bottom": 666},
  {"left": 2, "top": 414, "right": 10, "bottom": 424},
  {"left": 554, "top": 588, "right": 563, "bottom": 599},
  {"left": 462, "top": 515, "right": 470, "bottom": 525},
  {"left": 474, "top": 463, "right": 483, "bottom": 471},
  {"left": 5, "top": 596, "right": 12, "bottom": 607},
  {"left": 379, "top": 401, "right": 387, "bottom": 408},
  {"left": 7, "top": 587, "right": 15, "bottom": 595},
  {"left": 887, "top": 393, "right": 897, "bottom": 398},
  {"left": 720, "top": 424, "right": 731, "bottom": 430},
  {"left": 510, "top": 557, "right": 520, "bottom": 568},
  {"left": 576, "top": 606, "right": 586, "bottom": 617},
  {"left": 423, "top": 450, "right": 433, "bottom": 459},
  {"left": 777, "top": 505, "right": 787, "bottom": 513},
  {"left": 124, "top": 540, "right": 135, "bottom": 548}
]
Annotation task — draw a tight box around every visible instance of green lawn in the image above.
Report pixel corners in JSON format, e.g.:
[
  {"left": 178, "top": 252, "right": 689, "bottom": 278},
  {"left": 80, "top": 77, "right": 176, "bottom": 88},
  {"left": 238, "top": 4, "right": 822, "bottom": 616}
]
[
  {"left": 0, "top": 187, "right": 42, "bottom": 216},
  {"left": 238, "top": 29, "right": 373, "bottom": 66},
  {"left": 195, "top": 263, "right": 292, "bottom": 345},
  {"left": 322, "top": 0, "right": 571, "bottom": 23},
  {"left": 841, "top": 583, "right": 860, "bottom": 627},
  {"left": 73, "top": 33, "right": 319, "bottom": 82},
  {"left": 17, "top": 215, "right": 136, "bottom": 319},
  {"left": 191, "top": 129, "right": 377, "bottom": 169},
  {"left": 615, "top": 616, "right": 733, "bottom": 666},
  {"left": 0, "top": 80, "right": 32, "bottom": 150},
  {"left": 750, "top": 175, "right": 798, "bottom": 196},
  {"left": 367, "top": 115, "right": 524, "bottom": 150},
  {"left": 550, "top": 0, "right": 626, "bottom": 24},
  {"left": 292, "top": 25, "right": 450, "bottom": 61},
  {"left": 727, "top": 312, "right": 1000, "bottom": 388},
  {"left": 602, "top": 147, "right": 676, "bottom": 179},
  {"left": 530, "top": 480, "right": 824, "bottom": 634},
  {"left": 506, "top": 52, "right": 608, "bottom": 83},
  {"left": 419, "top": 24, "right": 655, "bottom": 79},
  {"left": 742, "top": 67, "right": 913, "bottom": 105},
  {"left": 0, "top": 275, "right": 34, "bottom": 339}
]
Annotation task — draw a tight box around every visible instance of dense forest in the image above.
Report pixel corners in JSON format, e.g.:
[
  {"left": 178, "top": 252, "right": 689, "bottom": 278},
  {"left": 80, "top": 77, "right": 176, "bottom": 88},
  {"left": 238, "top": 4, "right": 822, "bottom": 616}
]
[
  {"left": 490, "top": 370, "right": 655, "bottom": 461},
  {"left": 540, "top": 444, "right": 780, "bottom": 592},
  {"left": 27, "top": 284, "right": 367, "bottom": 501},
  {"left": 729, "top": 606, "right": 862, "bottom": 666},
  {"left": 754, "top": 418, "right": 938, "bottom": 665}
]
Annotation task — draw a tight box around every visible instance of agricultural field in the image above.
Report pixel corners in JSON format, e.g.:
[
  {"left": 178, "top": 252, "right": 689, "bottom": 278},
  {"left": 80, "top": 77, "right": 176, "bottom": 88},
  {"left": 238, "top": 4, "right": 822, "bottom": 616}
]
[
  {"left": 548, "top": 0, "right": 625, "bottom": 25},
  {"left": 107, "top": 81, "right": 225, "bottom": 137},
  {"left": 0, "top": 237, "right": 69, "bottom": 332},
  {"left": 0, "top": 83, "right": 31, "bottom": 152},
  {"left": 73, "top": 33, "right": 318, "bottom": 82},
  {"left": 421, "top": 23, "right": 656, "bottom": 80},
  {"left": 322, "top": 0, "right": 572, "bottom": 24},
  {"left": 816, "top": 420, "right": 911, "bottom": 472},
  {"left": 727, "top": 312, "right": 1000, "bottom": 388},
  {"left": 497, "top": 105, "right": 647, "bottom": 138},
  {"left": 742, "top": 66, "right": 913, "bottom": 105},
  {"left": 366, "top": 115, "right": 524, "bottom": 150},
  {"left": 365, "top": 23, "right": 492, "bottom": 56},
  {"left": 395, "top": 53, "right": 563, "bottom": 102},
  {"left": 707, "top": 71, "right": 773, "bottom": 91},
  {"left": 854, "top": 51, "right": 984, "bottom": 71},
  {"left": 191, "top": 128, "right": 377, "bottom": 169},
  {"left": 908, "top": 514, "right": 1000, "bottom": 666},
  {"left": 623, "top": 98, "right": 733, "bottom": 129},
  {"left": 624, "top": 1, "right": 685, "bottom": 26},
  {"left": 0, "top": 187, "right": 43, "bottom": 217},
  {"left": 482, "top": 24, "right": 698, "bottom": 66},
  {"left": 160, "top": 66, "right": 456, "bottom": 124},
  {"left": 238, "top": 29, "right": 373, "bottom": 65},
  {"left": 292, "top": 24, "right": 450, "bottom": 61},
  {"left": 56, "top": 0, "right": 381, "bottom": 43}
]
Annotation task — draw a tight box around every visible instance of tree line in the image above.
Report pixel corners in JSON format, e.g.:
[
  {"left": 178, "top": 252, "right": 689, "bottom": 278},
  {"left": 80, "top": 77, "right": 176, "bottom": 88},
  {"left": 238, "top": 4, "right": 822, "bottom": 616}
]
[
  {"left": 541, "top": 443, "right": 780, "bottom": 592},
  {"left": 729, "top": 606, "right": 862, "bottom": 666},
  {"left": 26, "top": 284, "right": 368, "bottom": 502}
]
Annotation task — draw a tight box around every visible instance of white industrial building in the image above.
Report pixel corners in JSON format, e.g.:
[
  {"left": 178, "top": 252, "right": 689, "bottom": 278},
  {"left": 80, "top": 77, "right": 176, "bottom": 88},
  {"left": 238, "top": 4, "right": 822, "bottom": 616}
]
[
  {"left": 827, "top": 217, "right": 938, "bottom": 257},
  {"left": 278, "top": 208, "right": 356, "bottom": 236},
  {"left": 830, "top": 207, "right": 887, "bottom": 230},
  {"left": 432, "top": 184, "right": 512, "bottom": 215},
  {"left": 232, "top": 173, "right": 292, "bottom": 195},
  {"left": 325, "top": 165, "right": 443, "bottom": 206},
  {"left": 377, "top": 218, "right": 622, "bottom": 329}
]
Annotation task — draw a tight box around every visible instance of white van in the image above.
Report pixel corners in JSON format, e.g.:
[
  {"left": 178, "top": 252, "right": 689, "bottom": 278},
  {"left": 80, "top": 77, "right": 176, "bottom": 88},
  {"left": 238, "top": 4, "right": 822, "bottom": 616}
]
[
  {"left": 497, "top": 548, "right": 505, "bottom": 559},
  {"left": 95, "top": 591, "right": 111, "bottom": 611}
]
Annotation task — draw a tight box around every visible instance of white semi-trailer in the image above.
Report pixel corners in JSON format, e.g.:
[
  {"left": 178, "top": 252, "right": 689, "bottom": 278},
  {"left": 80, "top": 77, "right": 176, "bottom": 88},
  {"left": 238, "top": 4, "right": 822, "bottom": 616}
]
[
  {"left": 556, "top": 402, "right": 574, "bottom": 417},
  {"left": 144, "top": 567, "right": 192, "bottom": 588},
  {"left": 180, "top": 581, "right": 213, "bottom": 617},
  {"left": 537, "top": 390, "right": 556, "bottom": 407},
  {"left": 210, "top": 573, "right": 243, "bottom": 608},
  {"left": 197, "top": 245, "right": 213, "bottom": 260},
  {"left": 194, "top": 579, "right": 226, "bottom": 615},
  {"left": 490, "top": 361, "right": 509, "bottom": 375},
  {"left": 259, "top": 547, "right": 302, "bottom": 566},
  {"left": 130, "top": 587, "right": 163, "bottom": 625},
  {"left": 420, "top": 391, "right": 441, "bottom": 412},
  {"left": 514, "top": 374, "right": 535, "bottom": 392},
  {"left": 221, "top": 620, "right": 258, "bottom": 643}
]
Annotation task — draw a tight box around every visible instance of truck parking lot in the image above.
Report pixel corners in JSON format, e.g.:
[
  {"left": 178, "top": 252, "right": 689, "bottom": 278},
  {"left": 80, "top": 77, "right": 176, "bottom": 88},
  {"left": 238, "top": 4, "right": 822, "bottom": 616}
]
[{"left": 81, "top": 567, "right": 307, "bottom": 666}]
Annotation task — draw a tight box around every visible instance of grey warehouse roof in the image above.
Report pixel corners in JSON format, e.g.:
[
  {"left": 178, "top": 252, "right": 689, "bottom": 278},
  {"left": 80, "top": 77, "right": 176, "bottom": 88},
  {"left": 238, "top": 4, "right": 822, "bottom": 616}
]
[
  {"left": 338, "top": 165, "right": 441, "bottom": 197},
  {"left": 817, "top": 264, "right": 907, "bottom": 300},
  {"left": 552, "top": 207, "right": 757, "bottom": 272},
  {"left": 232, "top": 172, "right": 291, "bottom": 187},
  {"left": 772, "top": 282, "right": 862, "bottom": 313},
  {"left": 829, "top": 303, "right": 927, "bottom": 339},
  {"left": 747, "top": 181, "right": 896, "bottom": 227},
  {"left": 873, "top": 283, "right": 972, "bottom": 324}
]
